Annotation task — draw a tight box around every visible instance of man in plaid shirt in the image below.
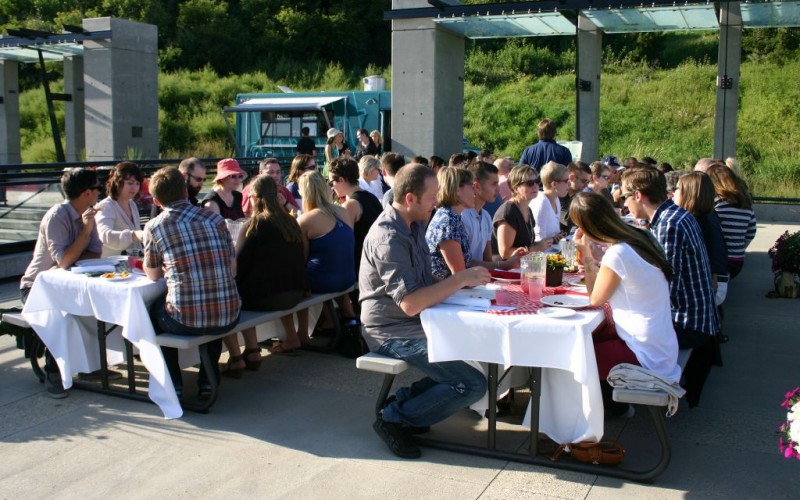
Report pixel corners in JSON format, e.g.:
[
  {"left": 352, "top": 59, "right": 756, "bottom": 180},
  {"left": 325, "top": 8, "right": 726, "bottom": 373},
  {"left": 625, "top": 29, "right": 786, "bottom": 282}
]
[{"left": 144, "top": 167, "right": 241, "bottom": 399}]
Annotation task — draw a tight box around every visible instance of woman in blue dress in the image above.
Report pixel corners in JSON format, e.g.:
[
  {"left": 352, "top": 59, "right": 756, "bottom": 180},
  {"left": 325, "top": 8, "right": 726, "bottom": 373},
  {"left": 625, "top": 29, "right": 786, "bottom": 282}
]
[{"left": 425, "top": 167, "right": 475, "bottom": 280}]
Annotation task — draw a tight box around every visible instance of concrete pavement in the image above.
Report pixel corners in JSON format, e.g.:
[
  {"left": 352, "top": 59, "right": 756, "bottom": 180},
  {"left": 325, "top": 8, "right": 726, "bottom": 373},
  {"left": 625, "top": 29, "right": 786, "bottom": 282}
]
[{"left": 1, "top": 220, "right": 799, "bottom": 499}]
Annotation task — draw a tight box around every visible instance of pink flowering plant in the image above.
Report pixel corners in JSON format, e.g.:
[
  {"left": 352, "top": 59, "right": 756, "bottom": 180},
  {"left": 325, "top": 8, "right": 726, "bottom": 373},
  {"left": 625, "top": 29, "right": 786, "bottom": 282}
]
[
  {"left": 779, "top": 387, "right": 800, "bottom": 460},
  {"left": 769, "top": 231, "right": 800, "bottom": 274}
]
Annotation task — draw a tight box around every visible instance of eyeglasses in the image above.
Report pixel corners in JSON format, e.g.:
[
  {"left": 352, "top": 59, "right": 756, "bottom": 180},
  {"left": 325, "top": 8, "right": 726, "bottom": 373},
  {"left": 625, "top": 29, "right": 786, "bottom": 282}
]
[
  {"left": 328, "top": 178, "right": 337, "bottom": 187},
  {"left": 520, "top": 179, "right": 539, "bottom": 187},
  {"left": 89, "top": 185, "right": 101, "bottom": 191},
  {"left": 556, "top": 179, "right": 570, "bottom": 184},
  {"left": 228, "top": 174, "right": 245, "bottom": 180},
  {"left": 620, "top": 190, "right": 636, "bottom": 202},
  {"left": 303, "top": 165, "right": 317, "bottom": 172},
  {"left": 187, "top": 174, "right": 205, "bottom": 183}
]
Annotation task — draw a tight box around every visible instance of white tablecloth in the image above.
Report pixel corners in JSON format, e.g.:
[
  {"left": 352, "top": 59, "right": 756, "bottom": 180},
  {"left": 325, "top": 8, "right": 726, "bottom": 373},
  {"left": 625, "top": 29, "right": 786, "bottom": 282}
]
[
  {"left": 21, "top": 269, "right": 181, "bottom": 419},
  {"left": 420, "top": 304, "right": 605, "bottom": 444}
]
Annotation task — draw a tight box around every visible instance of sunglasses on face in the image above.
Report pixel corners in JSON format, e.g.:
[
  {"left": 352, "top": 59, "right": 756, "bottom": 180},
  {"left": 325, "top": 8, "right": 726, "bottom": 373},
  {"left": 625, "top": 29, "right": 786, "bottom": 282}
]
[
  {"left": 328, "top": 178, "right": 337, "bottom": 187},
  {"left": 228, "top": 174, "right": 245, "bottom": 180},
  {"left": 620, "top": 190, "right": 636, "bottom": 202},
  {"left": 303, "top": 165, "right": 317, "bottom": 172},
  {"left": 89, "top": 185, "right": 101, "bottom": 191},
  {"left": 187, "top": 174, "right": 204, "bottom": 183},
  {"left": 520, "top": 179, "right": 539, "bottom": 187}
]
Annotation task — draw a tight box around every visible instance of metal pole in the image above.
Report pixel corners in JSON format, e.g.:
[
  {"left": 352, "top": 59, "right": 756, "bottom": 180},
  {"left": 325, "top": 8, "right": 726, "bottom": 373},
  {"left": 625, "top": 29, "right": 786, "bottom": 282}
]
[{"left": 37, "top": 49, "right": 65, "bottom": 162}]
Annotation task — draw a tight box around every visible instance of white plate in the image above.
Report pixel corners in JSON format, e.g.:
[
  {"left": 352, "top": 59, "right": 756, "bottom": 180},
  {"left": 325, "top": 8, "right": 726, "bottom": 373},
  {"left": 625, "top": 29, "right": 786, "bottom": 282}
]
[
  {"left": 100, "top": 274, "right": 134, "bottom": 282},
  {"left": 540, "top": 294, "right": 591, "bottom": 309},
  {"left": 492, "top": 276, "right": 520, "bottom": 283},
  {"left": 565, "top": 276, "right": 586, "bottom": 286},
  {"left": 77, "top": 257, "right": 126, "bottom": 267},
  {"left": 538, "top": 307, "right": 576, "bottom": 318}
]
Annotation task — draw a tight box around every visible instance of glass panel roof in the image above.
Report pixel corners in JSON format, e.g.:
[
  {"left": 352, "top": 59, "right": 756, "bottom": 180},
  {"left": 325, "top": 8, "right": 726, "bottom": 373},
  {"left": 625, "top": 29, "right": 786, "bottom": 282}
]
[
  {"left": 0, "top": 40, "right": 83, "bottom": 63},
  {"left": 434, "top": 12, "right": 576, "bottom": 38},
  {"left": 580, "top": 5, "right": 719, "bottom": 34},
  {"left": 741, "top": 2, "right": 800, "bottom": 28}
]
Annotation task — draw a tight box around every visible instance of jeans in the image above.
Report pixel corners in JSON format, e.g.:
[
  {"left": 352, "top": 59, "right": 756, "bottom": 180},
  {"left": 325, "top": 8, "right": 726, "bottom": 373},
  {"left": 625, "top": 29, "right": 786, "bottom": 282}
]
[
  {"left": 377, "top": 338, "right": 485, "bottom": 427},
  {"left": 150, "top": 295, "right": 238, "bottom": 390}
]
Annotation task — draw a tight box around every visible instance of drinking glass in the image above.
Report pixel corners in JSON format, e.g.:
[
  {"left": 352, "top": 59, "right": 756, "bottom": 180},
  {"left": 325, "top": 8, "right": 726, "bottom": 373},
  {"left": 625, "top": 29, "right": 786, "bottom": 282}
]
[{"left": 526, "top": 253, "right": 546, "bottom": 301}]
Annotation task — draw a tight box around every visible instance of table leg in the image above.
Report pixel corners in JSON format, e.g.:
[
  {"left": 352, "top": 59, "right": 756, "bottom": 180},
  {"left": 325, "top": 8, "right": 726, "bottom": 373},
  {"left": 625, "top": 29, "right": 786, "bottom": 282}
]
[
  {"left": 97, "top": 320, "right": 110, "bottom": 390},
  {"left": 528, "top": 366, "right": 542, "bottom": 456},
  {"left": 487, "top": 363, "right": 498, "bottom": 450},
  {"left": 124, "top": 340, "right": 136, "bottom": 393}
]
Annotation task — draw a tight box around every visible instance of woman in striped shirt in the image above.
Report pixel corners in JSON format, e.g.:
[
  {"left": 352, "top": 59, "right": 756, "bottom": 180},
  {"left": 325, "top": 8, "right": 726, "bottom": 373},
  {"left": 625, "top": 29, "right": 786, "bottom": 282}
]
[{"left": 706, "top": 164, "right": 757, "bottom": 280}]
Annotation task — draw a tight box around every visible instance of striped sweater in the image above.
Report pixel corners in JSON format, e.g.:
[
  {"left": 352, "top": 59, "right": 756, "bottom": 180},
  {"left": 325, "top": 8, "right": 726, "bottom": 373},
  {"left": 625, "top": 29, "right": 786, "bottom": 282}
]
[{"left": 714, "top": 199, "right": 757, "bottom": 261}]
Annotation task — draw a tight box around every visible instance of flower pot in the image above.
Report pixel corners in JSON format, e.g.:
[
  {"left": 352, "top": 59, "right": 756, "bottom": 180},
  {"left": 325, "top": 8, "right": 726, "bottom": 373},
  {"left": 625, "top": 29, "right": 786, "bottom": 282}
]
[
  {"left": 775, "top": 271, "right": 800, "bottom": 298},
  {"left": 546, "top": 267, "right": 564, "bottom": 287}
]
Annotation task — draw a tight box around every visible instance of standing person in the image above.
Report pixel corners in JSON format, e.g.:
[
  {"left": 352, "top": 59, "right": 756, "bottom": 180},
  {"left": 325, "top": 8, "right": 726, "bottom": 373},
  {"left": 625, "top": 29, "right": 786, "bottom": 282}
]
[
  {"left": 296, "top": 126, "right": 316, "bottom": 156},
  {"left": 354, "top": 128, "right": 379, "bottom": 160},
  {"left": 425, "top": 167, "right": 475, "bottom": 279},
  {"left": 492, "top": 165, "right": 554, "bottom": 259},
  {"left": 20, "top": 168, "right": 103, "bottom": 398},
  {"left": 706, "top": 164, "right": 757, "bottom": 280},
  {"left": 570, "top": 191, "right": 680, "bottom": 416},
  {"left": 203, "top": 158, "right": 246, "bottom": 220},
  {"left": 241, "top": 158, "right": 299, "bottom": 216},
  {"left": 559, "top": 161, "right": 592, "bottom": 233},
  {"left": 360, "top": 164, "right": 491, "bottom": 459},
  {"left": 324, "top": 128, "right": 349, "bottom": 167},
  {"left": 370, "top": 130, "right": 383, "bottom": 155},
  {"left": 518, "top": 119, "right": 572, "bottom": 174},
  {"left": 379, "top": 152, "right": 406, "bottom": 208},
  {"left": 620, "top": 167, "right": 719, "bottom": 407},
  {"left": 95, "top": 161, "right": 144, "bottom": 257},
  {"left": 143, "top": 167, "right": 241, "bottom": 399},
  {"left": 530, "top": 161, "right": 568, "bottom": 244},
  {"left": 357, "top": 156, "right": 385, "bottom": 200},
  {"left": 286, "top": 154, "right": 318, "bottom": 209},
  {"left": 226, "top": 174, "right": 309, "bottom": 363}
]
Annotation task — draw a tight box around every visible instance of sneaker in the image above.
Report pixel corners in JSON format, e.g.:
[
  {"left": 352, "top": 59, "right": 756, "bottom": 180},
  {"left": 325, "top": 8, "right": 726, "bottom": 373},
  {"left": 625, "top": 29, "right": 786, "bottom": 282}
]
[
  {"left": 46, "top": 372, "right": 67, "bottom": 399},
  {"left": 373, "top": 416, "right": 421, "bottom": 459}
]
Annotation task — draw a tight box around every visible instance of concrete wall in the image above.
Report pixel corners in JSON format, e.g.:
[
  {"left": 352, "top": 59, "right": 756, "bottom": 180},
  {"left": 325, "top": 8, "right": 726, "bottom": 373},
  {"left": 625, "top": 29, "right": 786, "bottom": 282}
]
[
  {"left": 82, "top": 17, "right": 158, "bottom": 160},
  {"left": 64, "top": 56, "right": 85, "bottom": 162},
  {"left": 576, "top": 14, "right": 602, "bottom": 163},
  {"left": 0, "top": 61, "right": 21, "bottom": 164},
  {"left": 391, "top": 0, "right": 464, "bottom": 159}
]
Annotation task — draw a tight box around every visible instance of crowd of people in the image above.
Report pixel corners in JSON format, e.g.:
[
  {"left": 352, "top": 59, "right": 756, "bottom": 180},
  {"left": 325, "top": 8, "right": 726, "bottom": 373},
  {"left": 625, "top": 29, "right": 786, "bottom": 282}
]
[{"left": 19, "top": 118, "right": 757, "bottom": 460}]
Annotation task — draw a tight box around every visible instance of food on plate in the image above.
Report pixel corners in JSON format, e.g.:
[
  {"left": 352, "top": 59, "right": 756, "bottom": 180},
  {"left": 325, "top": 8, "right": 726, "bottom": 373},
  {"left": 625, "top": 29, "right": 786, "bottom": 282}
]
[{"left": 101, "top": 270, "right": 130, "bottom": 279}]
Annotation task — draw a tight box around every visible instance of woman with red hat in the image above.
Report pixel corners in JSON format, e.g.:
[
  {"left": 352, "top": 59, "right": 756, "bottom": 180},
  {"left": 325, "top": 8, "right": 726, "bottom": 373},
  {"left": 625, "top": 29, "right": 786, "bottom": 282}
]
[{"left": 203, "top": 158, "right": 246, "bottom": 220}]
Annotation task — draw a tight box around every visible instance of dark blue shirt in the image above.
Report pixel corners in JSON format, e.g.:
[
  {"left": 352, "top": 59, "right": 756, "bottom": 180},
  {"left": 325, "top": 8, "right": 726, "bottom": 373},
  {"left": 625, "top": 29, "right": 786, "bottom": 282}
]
[
  {"left": 650, "top": 200, "right": 719, "bottom": 335},
  {"left": 518, "top": 140, "right": 573, "bottom": 173}
]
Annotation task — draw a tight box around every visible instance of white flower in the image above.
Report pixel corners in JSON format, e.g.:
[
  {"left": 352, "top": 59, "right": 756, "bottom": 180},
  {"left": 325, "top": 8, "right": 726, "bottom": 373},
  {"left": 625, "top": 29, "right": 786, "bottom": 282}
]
[
  {"left": 790, "top": 412, "right": 800, "bottom": 445},
  {"left": 789, "top": 402, "right": 800, "bottom": 425}
]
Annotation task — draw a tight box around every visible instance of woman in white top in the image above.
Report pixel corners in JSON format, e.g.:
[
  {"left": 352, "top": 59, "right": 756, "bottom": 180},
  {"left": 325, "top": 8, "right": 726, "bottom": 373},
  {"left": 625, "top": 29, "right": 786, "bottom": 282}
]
[
  {"left": 530, "top": 161, "right": 567, "bottom": 243},
  {"left": 95, "top": 161, "right": 144, "bottom": 257},
  {"left": 570, "top": 191, "right": 680, "bottom": 416}
]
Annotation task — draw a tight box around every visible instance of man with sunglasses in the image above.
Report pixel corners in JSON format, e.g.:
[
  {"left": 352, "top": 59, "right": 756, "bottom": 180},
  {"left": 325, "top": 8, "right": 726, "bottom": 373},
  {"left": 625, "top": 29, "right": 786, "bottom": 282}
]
[
  {"left": 559, "top": 161, "right": 593, "bottom": 233},
  {"left": 178, "top": 157, "right": 207, "bottom": 206},
  {"left": 620, "top": 167, "right": 719, "bottom": 407},
  {"left": 20, "top": 168, "right": 104, "bottom": 398}
]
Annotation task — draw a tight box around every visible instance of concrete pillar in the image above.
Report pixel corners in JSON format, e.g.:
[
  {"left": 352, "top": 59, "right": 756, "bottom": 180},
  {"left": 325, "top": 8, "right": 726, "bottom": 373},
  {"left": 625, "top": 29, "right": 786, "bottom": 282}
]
[
  {"left": 576, "top": 14, "right": 602, "bottom": 163},
  {"left": 64, "top": 56, "right": 85, "bottom": 162},
  {"left": 391, "top": 0, "right": 464, "bottom": 158},
  {"left": 0, "top": 60, "right": 21, "bottom": 164},
  {"left": 82, "top": 17, "right": 158, "bottom": 161},
  {"left": 714, "top": 2, "right": 742, "bottom": 160}
]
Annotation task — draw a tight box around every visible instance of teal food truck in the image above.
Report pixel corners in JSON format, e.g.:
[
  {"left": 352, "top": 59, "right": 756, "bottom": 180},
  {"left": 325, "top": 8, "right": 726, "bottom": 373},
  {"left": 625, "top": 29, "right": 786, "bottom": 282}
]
[{"left": 223, "top": 81, "right": 391, "bottom": 162}]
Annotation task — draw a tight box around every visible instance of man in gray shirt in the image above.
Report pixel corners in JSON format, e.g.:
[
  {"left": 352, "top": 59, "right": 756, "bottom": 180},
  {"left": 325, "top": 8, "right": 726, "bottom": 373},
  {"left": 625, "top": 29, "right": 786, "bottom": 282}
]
[
  {"left": 20, "top": 168, "right": 103, "bottom": 398},
  {"left": 360, "top": 163, "right": 491, "bottom": 459}
]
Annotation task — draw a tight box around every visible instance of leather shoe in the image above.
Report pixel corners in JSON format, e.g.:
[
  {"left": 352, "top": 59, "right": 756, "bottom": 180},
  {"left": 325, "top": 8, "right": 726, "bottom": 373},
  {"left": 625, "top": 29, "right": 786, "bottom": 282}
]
[{"left": 373, "top": 416, "right": 421, "bottom": 459}]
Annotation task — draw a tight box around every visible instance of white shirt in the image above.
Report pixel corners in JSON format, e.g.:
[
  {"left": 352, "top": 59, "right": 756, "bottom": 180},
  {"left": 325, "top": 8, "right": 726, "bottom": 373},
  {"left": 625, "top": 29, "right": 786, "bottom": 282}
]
[
  {"left": 529, "top": 194, "right": 560, "bottom": 241},
  {"left": 358, "top": 176, "right": 384, "bottom": 201},
  {"left": 461, "top": 208, "right": 492, "bottom": 262},
  {"left": 601, "top": 243, "right": 681, "bottom": 383},
  {"left": 95, "top": 197, "right": 142, "bottom": 257}
]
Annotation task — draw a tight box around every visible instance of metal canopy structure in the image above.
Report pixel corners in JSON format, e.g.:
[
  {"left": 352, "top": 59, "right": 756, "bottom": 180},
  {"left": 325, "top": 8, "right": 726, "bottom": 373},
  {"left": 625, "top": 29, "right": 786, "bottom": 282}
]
[
  {"left": 0, "top": 28, "right": 110, "bottom": 63},
  {"left": 223, "top": 96, "right": 345, "bottom": 113},
  {"left": 392, "top": 1, "right": 800, "bottom": 37}
]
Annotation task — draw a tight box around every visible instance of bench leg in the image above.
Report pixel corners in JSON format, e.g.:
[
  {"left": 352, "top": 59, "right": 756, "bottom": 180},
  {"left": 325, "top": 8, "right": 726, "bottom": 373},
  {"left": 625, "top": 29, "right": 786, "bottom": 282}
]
[
  {"left": 28, "top": 334, "right": 46, "bottom": 384},
  {"left": 179, "top": 343, "right": 219, "bottom": 414},
  {"left": 374, "top": 374, "right": 397, "bottom": 419}
]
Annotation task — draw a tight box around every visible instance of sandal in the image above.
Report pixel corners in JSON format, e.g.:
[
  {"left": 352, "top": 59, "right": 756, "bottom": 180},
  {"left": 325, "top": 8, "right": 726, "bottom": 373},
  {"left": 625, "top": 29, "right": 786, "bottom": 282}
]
[
  {"left": 222, "top": 355, "right": 245, "bottom": 379},
  {"left": 268, "top": 342, "right": 301, "bottom": 357},
  {"left": 243, "top": 347, "right": 263, "bottom": 371}
]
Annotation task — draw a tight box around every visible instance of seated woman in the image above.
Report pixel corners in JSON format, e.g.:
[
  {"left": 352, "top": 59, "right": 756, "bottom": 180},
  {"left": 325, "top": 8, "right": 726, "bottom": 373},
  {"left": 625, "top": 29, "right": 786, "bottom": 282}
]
[
  {"left": 297, "top": 171, "right": 357, "bottom": 330},
  {"left": 530, "top": 161, "right": 568, "bottom": 244},
  {"left": 425, "top": 167, "right": 475, "bottom": 280},
  {"left": 286, "top": 154, "right": 317, "bottom": 209},
  {"left": 224, "top": 175, "right": 310, "bottom": 367},
  {"left": 570, "top": 191, "right": 681, "bottom": 416},
  {"left": 203, "top": 158, "right": 246, "bottom": 220},
  {"left": 492, "top": 165, "right": 554, "bottom": 259},
  {"left": 96, "top": 161, "right": 144, "bottom": 257},
  {"left": 588, "top": 161, "right": 614, "bottom": 204}
]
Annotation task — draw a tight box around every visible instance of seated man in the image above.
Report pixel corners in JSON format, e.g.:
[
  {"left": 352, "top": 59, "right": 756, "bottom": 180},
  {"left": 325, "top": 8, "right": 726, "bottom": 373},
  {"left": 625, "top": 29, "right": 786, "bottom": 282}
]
[
  {"left": 360, "top": 164, "right": 491, "bottom": 458},
  {"left": 143, "top": 167, "right": 241, "bottom": 399},
  {"left": 20, "top": 168, "right": 103, "bottom": 398}
]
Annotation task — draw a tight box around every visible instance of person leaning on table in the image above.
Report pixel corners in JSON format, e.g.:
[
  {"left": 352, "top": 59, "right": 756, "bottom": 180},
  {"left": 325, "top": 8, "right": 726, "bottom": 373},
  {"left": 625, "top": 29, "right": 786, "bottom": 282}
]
[
  {"left": 569, "top": 191, "right": 680, "bottom": 417},
  {"left": 20, "top": 167, "right": 103, "bottom": 398},
  {"left": 95, "top": 161, "right": 145, "bottom": 257},
  {"left": 360, "top": 163, "right": 492, "bottom": 459},
  {"left": 143, "top": 166, "right": 241, "bottom": 400}
]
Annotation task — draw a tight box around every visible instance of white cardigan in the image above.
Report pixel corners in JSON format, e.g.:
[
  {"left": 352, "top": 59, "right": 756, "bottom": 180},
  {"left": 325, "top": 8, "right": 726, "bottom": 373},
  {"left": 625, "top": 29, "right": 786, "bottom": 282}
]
[{"left": 95, "top": 197, "right": 141, "bottom": 257}]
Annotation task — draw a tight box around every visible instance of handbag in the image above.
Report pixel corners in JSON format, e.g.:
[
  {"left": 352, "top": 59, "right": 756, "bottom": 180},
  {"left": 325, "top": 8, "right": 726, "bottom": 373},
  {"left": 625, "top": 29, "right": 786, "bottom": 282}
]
[
  {"left": 550, "top": 441, "right": 626, "bottom": 466},
  {"left": 336, "top": 318, "right": 369, "bottom": 358}
]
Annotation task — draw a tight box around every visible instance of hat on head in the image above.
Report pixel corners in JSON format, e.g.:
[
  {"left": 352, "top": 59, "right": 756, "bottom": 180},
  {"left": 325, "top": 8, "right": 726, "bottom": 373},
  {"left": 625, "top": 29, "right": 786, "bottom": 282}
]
[
  {"left": 326, "top": 128, "right": 343, "bottom": 139},
  {"left": 602, "top": 155, "right": 621, "bottom": 168},
  {"left": 214, "top": 158, "right": 246, "bottom": 182}
]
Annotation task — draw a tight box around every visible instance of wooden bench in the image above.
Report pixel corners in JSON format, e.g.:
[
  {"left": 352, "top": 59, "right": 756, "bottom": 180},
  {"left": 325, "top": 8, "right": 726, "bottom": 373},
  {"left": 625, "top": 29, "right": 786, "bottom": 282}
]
[{"left": 1, "top": 286, "right": 353, "bottom": 413}]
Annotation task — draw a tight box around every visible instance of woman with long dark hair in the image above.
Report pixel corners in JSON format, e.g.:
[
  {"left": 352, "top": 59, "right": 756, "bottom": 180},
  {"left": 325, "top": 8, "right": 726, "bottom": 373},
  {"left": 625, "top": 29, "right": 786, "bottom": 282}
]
[
  {"left": 570, "top": 191, "right": 680, "bottom": 416},
  {"left": 223, "top": 175, "right": 309, "bottom": 369}
]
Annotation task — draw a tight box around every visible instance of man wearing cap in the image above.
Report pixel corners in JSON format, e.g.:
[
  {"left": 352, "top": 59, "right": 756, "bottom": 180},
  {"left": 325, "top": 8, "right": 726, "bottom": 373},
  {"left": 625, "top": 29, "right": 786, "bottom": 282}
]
[
  {"left": 20, "top": 168, "right": 103, "bottom": 398},
  {"left": 202, "top": 158, "right": 247, "bottom": 220},
  {"left": 144, "top": 166, "right": 240, "bottom": 399},
  {"left": 241, "top": 158, "right": 299, "bottom": 216},
  {"left": 518, "top": 119, "right": 572, "bottom": 174}
]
